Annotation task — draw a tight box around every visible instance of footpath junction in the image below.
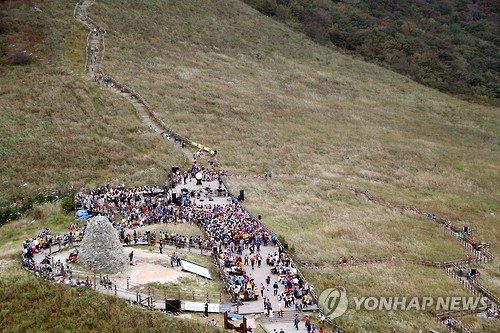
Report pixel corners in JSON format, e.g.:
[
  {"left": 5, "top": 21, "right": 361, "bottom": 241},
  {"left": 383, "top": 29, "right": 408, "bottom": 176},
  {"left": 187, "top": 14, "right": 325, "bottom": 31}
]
[
  {"left": 16, "top": 2, "right": 499, "bottom": 333},
  {"left": 22, "top": 163, "right": 320, "bottom": 332}
]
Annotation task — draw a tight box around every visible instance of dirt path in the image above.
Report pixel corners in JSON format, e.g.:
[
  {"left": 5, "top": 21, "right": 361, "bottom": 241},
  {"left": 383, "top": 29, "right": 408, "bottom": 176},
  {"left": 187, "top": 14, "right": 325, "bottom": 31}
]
[
  {"left": 74, "top": 0, "right": 192, "bottom": 162},
  {"left": 70, "top": 1, "right": 496, "bottom": 332}
]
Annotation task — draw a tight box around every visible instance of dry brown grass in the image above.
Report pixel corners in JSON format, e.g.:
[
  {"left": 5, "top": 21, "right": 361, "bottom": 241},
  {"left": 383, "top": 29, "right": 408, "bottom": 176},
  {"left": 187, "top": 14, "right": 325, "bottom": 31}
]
[
  {"left": 475, "top": 260, "right": 500, "bottom": 299},
  {"left": 83, "top": 0, "right": 499, "bottom": 331},
  {"left": 0, "top": 0, "right": 498, "bottom": 331},
  {"left": 459, "top": 313, "right": 499, "bottom": 333},
  {"left": 0, "top": 0, "right": 186, "bottom": 203},
  {"left": 306, "top": 263, "right": 471, "bottom": 332},
  {"left": 226, "top": 176, "right": 469, "bottom": 262}
]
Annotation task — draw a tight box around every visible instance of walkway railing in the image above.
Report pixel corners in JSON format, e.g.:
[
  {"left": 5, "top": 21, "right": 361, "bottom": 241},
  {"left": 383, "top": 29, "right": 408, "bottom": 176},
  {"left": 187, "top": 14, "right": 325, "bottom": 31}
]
[
  {"left": 446, "top": 267, "right": 499, "bottom": 309},
  {"left": 59, "top": 2, "right": 500, "bottom": 332},
  {"left": 315, "top": 256, "right": 486, "bottom": 269},
  {"left": 126, "top": 281, "right": 229, "bottom": 303},
  {"left": 219, "top": 176, "right": 319, "bottom": 305}
]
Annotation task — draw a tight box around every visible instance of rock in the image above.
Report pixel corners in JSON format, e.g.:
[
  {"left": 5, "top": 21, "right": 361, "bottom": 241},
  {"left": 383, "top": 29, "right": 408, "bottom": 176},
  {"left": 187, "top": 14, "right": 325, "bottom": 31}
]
[{"left": 78, "top": 216, "right": 128, "bottom": 273}]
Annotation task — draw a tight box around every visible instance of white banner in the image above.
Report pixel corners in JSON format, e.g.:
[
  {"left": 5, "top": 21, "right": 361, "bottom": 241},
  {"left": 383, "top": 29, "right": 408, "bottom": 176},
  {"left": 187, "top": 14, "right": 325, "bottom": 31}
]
[
  {"left": 183, "top": 301, "right": 220, "bottom": 313},
  {"left": 181, "top": 260, "right": 212, "bottom": 279}
]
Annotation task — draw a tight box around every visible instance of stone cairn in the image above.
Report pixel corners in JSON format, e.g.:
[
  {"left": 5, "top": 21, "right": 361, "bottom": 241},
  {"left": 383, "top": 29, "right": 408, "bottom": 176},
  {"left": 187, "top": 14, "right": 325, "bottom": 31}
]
[{"left": 78, "top": 216, "right": 128, "bottom": 273}]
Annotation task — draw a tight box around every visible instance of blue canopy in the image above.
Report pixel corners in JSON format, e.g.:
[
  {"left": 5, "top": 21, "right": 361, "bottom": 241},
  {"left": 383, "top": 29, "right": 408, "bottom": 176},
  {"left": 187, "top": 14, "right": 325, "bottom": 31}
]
[{"left": 76, "top": 209, "right": 90, "bottom": 219}]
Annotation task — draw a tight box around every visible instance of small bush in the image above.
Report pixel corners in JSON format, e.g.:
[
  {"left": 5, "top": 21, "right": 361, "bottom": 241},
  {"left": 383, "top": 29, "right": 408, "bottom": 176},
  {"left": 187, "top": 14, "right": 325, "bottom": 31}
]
[
  {"left": 7, "top": 50, "right": 33, "bottom": 65},
  {"left": 0, "top": 206, "right": 22, "bottom": 225},
  {"left": 32, "top": 205, "right": 44, "bottom": 220},
  {"left": 61, "top": 196, "right": 75, "bottom": 213},
  {"left": 277, "top": 234, "right": 286, "bottom": 245}
]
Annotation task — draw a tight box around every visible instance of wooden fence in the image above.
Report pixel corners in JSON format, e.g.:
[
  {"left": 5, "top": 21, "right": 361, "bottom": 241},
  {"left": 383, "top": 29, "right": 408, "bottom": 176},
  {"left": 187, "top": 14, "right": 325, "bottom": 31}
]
[
  {"left": 126, "top": 280, "right": 229, "bottom": 303},
  {"left": 446, "top": 267, "right": 499, "bottom": 309}
]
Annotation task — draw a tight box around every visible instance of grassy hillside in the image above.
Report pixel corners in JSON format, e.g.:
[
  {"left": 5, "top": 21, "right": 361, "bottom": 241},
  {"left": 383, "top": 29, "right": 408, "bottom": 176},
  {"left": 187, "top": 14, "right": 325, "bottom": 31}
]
[
  {"left": 85, "top": 0, "right": 499, "bottom": 330},
  {"left": 0, "top": 2, "right": 210, "bottom": 332},
  {"left": 0, "top": 265, "right": 223, "bottom": 333},
  {"left": 0, "top": 0, "right": 186, "bottom": 204},
  {"left": 91, "top": 0, "right": 498, "bottom": 248},
  {"left": 244, "top": 0, "right": 500, "bottom": 105},
  {"left": 0, "top": 0, "right": 498, "bottom": 331},
  {"left": 303, "top": 263, "right": 500, "bottom": 332}
]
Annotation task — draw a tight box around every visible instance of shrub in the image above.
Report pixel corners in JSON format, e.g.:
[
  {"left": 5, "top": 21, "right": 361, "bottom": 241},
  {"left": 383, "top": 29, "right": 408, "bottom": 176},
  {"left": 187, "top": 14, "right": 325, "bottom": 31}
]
[
  {"left": 61, "top": 195, "right": 75, "bottom": 214},
  {"left": 7, "top": 50, "right": 33, "bottom": 66}
]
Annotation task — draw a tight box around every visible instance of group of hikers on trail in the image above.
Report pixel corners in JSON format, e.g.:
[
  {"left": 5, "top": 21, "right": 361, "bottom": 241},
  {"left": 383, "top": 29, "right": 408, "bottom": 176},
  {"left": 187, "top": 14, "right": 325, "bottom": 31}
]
[{"left": 30, "top": 158, "right": 315, "bottom": 314}]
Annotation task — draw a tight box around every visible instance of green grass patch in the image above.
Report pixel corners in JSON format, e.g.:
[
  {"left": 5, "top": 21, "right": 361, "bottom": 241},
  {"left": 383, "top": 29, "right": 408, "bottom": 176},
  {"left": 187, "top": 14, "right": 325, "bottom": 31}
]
[
  {"left": 0, "top": 266, "right": 223, "bottom": 333},
  {"left": 0, "top": 202, "right": 75, "bottom": 259}
]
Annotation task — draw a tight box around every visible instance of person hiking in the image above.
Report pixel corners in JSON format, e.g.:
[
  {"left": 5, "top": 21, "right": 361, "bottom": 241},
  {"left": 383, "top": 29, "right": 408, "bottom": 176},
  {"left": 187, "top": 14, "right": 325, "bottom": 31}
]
[
  {"left": 273, "top": 281, "right": 279, "bottom": 295},
  {"left": 294, "top": 314, "right": 300, "bottom": 330}
]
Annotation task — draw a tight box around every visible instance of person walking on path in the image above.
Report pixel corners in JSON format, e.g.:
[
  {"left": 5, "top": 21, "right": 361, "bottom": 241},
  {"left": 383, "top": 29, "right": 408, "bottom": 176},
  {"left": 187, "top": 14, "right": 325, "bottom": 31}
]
[
  {"left": 304, "top": 315, "right": 310, "bottom": 330},
  {"left": 273, "top": 281, "right": 279, "bottom": 296},
  {"left": 294, "top": 314, "right": 300, "bottom": 330},
  {"left": 129, "top": 251, "right": 134, "bottom": 265}
]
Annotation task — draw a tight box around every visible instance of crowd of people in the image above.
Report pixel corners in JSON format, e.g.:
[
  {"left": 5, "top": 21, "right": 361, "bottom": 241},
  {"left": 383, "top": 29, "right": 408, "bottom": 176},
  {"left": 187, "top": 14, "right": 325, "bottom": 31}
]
[
  {"left": 72, "top": 163, "right": 314, "bottom": 307},
  {"left": 23, "top": 162, "right": 316, "bottom": 319},
  {"left": 22, "top": 224, "right": 85, "bottom": 263},
  {"left": 74, "top": 183, "right": 169, "bottom": 224},
  {"left": 268, "top": 251, "right": 315, "bottom": 310},
  {"left": 73, "top": 163, "right": 223, "bottom": 226},
  {"left": 21, "top": 224, "right": 99, "bottom": 287}
]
